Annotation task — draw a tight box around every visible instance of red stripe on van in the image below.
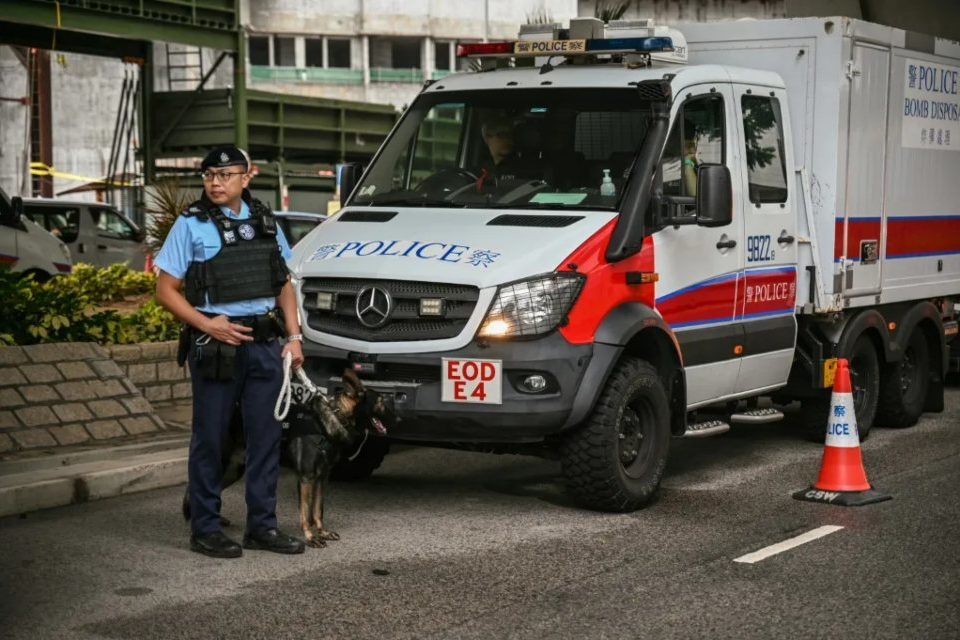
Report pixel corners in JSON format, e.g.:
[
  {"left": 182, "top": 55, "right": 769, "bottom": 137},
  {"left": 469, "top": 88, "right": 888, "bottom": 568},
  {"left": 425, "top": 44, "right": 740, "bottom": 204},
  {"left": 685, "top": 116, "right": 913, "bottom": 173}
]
[{"left": 557, "top": 219, "right": 655, "bottom": 345}]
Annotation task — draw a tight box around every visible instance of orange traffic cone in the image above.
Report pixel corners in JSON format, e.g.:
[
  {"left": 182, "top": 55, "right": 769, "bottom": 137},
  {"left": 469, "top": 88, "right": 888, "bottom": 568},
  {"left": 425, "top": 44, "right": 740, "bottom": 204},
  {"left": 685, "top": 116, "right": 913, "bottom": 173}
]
[
  {"left": 793, "top": 358, "right": 891, "bottom": 506},
  {"left": 144, "top": 252, "right": 154, "bottom": 273}
]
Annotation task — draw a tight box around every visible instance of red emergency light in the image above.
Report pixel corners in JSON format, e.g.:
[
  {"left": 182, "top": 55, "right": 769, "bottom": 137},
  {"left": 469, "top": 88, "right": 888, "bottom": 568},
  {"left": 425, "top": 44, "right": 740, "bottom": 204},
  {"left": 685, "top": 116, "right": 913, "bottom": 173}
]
[{"left": 456, "top": 42, "right": 515, "bottom": 58}]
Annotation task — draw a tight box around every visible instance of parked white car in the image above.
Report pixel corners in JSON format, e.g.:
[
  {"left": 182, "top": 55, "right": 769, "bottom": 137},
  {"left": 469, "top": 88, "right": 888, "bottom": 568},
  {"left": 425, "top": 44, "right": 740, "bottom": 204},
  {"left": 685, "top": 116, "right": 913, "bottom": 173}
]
[{"left": 0, "top": 186, "right": 72, "bottom": 281}]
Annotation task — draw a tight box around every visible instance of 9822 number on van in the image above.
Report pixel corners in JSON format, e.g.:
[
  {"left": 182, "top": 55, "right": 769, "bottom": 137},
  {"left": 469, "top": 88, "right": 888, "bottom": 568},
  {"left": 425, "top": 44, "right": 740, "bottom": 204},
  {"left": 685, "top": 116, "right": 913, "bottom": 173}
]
[{"left": 746, "top": 234, "right": 774, "bottom": 262}]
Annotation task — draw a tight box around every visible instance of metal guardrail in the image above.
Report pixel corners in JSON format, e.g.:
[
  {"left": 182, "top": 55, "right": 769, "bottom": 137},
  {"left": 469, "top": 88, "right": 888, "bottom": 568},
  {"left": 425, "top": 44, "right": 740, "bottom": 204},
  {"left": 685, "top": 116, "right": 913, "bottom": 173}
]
[
  {"left": 251, "top": 66, "right": 364, "bottom": 85},
  {"left": 252, "top": 66, "right": 425, "bottom": 84},
  {"left": 369, "top": 67, "right": 423, "bottom": 83}
]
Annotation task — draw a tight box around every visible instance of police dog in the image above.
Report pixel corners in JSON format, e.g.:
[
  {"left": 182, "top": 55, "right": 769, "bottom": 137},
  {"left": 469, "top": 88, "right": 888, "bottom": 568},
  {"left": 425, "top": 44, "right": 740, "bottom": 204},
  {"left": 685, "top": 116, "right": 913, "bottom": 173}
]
[{"left": 181, "top": 369, "right": 394, "bottom": 548}]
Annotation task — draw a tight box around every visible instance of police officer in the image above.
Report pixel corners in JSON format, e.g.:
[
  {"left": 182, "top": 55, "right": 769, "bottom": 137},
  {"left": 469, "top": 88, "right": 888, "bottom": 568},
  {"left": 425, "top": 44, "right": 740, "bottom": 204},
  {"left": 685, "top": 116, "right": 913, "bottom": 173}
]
[{"left": 156, "top": 145, "right": 305, "bottom": 558}]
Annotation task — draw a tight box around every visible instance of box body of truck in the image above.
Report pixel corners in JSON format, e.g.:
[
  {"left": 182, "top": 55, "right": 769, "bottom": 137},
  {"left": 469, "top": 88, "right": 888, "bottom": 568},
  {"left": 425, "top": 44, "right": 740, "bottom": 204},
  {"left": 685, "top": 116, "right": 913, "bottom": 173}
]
[
  {"left": 291, "top": 17, "right": 959, "bottom": 510},
  {"left": 682, "top": 17, "right": 960, "bottom": 309}
]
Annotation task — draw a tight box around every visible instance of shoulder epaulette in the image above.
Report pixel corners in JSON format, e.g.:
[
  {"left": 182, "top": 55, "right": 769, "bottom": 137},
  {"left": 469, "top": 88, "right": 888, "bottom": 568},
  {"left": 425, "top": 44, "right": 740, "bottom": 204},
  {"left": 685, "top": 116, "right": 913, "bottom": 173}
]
[{"left": 182, "top": 200, "right": 218, "bottom": 221}]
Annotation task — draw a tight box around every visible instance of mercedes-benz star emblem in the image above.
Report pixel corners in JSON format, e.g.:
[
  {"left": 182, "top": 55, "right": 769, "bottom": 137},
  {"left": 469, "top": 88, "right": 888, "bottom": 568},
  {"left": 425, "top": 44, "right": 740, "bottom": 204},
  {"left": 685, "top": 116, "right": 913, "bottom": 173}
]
[{"left": 355, "top": 286, "right": 392, "bottom": 328}]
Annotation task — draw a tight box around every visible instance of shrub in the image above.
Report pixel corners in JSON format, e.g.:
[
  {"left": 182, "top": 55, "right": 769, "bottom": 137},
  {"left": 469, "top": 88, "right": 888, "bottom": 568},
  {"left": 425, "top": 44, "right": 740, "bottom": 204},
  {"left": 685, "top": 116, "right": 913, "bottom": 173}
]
[
  {"left": 58, "top": 263, "right": 156, "bottom": 304},
  {"left": 0, "top": 265, "right": 178, "bottom": 346}
]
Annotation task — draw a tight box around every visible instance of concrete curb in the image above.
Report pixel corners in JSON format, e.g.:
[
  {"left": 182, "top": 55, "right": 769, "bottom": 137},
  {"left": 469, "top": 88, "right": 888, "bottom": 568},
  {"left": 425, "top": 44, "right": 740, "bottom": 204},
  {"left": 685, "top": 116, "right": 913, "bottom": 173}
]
[{"left": 0, "top": 436, "right": 189, "bottom": 518}]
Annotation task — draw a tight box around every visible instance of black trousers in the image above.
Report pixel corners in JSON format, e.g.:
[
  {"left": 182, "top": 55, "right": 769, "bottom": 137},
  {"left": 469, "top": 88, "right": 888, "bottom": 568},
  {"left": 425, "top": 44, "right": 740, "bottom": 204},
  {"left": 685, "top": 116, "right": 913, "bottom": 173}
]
[{"left": 187, "top": 340, "right": 283, "bottom": 536}]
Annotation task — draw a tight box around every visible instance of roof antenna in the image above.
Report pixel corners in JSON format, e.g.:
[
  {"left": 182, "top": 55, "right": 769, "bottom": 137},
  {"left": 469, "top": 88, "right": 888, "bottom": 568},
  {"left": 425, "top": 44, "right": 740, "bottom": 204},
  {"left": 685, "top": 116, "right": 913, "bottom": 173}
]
[{"left": 539, "top": 55, "right": 563, "bottom": 75}]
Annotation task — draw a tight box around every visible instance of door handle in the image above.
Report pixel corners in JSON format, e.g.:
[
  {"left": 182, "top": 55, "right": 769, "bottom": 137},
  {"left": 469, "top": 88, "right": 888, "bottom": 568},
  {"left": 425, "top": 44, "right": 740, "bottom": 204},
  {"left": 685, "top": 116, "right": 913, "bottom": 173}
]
[
  {"left": 778, "top": 232, "right": 795, "bottom": 244},
  {"left": 97, "top": 244, "right": 108, "bottom": 250},
  {"left": 716, "top": 239, "right": 737, "bottom": 250}
]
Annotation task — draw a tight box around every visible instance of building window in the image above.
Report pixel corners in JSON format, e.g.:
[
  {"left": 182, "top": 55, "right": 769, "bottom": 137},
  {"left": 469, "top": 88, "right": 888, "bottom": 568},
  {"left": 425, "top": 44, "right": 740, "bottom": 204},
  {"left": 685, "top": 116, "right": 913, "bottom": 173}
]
[
  {"left": 392, "top": 38, "right": 421, "bottom": 69},
  {"left": 249, "top": 36, "right": 269, "bottom": 66},
  {"left": 305, "top": 38, "right": 323, "bottom": 67},
  {"left": 273, "top": 35, "right": 295, "bottom": 67},
  {"left": 434, "top": 41, "right": 451, "bottom": 71},
  {"left": 328, "top": 38, "right": 351, "bottom": 68},
  {"left": 370, "top": 37, "right": 421, "bottom": 69}
]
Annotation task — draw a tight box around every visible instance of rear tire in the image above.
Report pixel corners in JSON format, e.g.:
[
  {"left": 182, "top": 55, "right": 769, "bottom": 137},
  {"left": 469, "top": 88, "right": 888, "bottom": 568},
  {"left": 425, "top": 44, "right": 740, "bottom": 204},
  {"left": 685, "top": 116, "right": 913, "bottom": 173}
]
[
  {"left": 802, "top": 334, "right": 879, "bottom": 442},
  {"left": 560, "top": 358, "right": 670, "bottom": 512},
  {"left": 877, "top": 328, "right": 930, "bottom": 428},
  {"left": 22, "top": 269, "right": 52, "bottom": 283},
  {"left": 331, "top": 437, "right": 389, "bottom": 481}
]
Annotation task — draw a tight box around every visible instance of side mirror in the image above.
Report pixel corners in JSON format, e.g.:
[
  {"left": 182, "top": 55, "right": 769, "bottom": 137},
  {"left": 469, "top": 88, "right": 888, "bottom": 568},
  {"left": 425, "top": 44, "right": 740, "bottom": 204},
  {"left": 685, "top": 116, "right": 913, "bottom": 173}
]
[
  {"left": 339, "top": 162, "right": 362, "bottom": 208},
  {"left": 133, "top": 228, "right": 146, "bottom": 243},
  {"left": 10, "top": 196, "right": 23, "bottom": 224},
  {"left": 695, "top": 164, "right": 732, "bottom": 228}
]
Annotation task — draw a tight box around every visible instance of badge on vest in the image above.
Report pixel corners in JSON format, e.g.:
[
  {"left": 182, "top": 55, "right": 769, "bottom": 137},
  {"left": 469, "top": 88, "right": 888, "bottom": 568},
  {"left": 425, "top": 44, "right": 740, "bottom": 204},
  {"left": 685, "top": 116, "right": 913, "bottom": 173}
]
[
  {"left": 223, "top": 230, "right": 237, "bottom": 244},
  {"left": 238, "top": 223, "right": 256, "bottom": 241}
]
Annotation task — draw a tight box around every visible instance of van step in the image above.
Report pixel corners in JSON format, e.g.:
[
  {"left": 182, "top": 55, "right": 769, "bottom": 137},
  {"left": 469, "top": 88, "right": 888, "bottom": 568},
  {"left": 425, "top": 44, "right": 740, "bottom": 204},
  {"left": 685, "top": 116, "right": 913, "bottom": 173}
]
[
  {"left": 682, "top": 420, "right": 731, "bottom": 438},
  {"left": 729, "top": 408, "right": 785, "bottom": 424}
]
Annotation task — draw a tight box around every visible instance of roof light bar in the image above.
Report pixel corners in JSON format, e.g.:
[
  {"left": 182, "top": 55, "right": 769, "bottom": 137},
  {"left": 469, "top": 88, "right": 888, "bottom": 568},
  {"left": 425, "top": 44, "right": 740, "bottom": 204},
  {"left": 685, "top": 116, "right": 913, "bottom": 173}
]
[
  {"left": 457, "top": 37, "right": 673, "bottom": 58},
  {"left": 586, "top": 37, "right": 673, "bottom": 53},
  {"left": 456, "top": 42, "right": 515, "bottom": 58}
]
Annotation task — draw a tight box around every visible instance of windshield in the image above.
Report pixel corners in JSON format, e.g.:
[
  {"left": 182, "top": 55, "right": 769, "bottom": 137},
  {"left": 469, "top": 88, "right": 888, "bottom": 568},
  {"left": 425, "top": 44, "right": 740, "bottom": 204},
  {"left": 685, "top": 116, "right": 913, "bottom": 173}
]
[{"left": 351, "top": 88, "right": 654, "bottom": 211}]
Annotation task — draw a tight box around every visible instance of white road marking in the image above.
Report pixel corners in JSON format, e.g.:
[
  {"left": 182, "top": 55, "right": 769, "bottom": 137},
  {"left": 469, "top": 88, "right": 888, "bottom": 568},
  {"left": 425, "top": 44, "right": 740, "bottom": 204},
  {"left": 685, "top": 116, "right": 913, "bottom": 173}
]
[{"left": 733, "top": 525, "right": 845, "bottom": 564}]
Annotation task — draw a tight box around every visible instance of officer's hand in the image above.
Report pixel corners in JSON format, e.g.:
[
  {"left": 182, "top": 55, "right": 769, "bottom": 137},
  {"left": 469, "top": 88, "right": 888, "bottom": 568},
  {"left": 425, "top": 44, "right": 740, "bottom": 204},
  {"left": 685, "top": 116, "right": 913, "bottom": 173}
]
[
  {"left": 202, "top": 315, "right": 254, "bottom": 346},
  {"left": 282, "top": 340, "right": 304, "bottom": 370}
]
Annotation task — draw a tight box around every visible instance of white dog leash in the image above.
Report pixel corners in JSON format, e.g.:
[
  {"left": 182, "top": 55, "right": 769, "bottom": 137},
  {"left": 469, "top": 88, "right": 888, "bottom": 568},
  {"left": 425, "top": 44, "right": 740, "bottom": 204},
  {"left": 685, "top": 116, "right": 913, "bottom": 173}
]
[{"left": 274, "top": 352, "right": 322, "bottom": 421}]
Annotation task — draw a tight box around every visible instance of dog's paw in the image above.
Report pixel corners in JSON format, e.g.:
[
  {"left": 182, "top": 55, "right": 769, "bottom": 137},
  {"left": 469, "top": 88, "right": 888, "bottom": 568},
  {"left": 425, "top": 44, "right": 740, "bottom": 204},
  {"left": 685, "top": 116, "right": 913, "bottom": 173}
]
[
  {"left": 306, "top": 537, "right": 327, "bottom": 548},
  {"left": 318, "top": 529, "right": 340, "bottom": 541}
]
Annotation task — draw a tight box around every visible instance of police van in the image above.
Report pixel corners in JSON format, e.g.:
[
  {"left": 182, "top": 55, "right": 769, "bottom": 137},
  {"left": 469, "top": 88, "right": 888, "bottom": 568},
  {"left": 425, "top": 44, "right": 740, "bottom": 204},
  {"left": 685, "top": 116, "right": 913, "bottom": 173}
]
[{"left": 291, "top": 17, "right": 960, "bottom": 511}]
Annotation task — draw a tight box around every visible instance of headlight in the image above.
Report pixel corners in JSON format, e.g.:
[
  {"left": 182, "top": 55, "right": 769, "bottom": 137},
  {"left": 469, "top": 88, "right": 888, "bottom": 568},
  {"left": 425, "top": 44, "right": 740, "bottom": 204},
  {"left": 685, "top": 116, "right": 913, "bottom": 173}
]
[{"left": 478, "top": 273, "right": 584, "bottom": 338}]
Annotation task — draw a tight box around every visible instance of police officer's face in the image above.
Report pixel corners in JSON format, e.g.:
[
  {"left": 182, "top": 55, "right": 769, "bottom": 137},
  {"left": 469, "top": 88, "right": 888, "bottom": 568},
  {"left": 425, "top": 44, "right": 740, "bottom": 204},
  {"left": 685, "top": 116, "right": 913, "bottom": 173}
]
[
  {"left": 483, "top": 127, "right": 514, "bottom": 165},
  {"left": 203, "top": 165, "right": 252, "bottom": 205}
]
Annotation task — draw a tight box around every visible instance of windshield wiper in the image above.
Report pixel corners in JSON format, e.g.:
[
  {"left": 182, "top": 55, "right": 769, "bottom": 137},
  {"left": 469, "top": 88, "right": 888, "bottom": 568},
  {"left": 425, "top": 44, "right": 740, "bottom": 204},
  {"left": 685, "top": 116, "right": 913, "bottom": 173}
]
[
  {"left": 506, "top": 202, "right": 610, "bottom": 211},
  {"left": 359, "top": 194, "right": 467, "bottom": 208}
]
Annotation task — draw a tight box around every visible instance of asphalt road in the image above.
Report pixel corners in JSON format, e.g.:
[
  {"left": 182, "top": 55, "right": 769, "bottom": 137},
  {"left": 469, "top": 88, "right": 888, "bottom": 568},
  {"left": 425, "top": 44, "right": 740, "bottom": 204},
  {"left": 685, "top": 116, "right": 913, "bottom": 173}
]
[{"left": 1, "top": 386, "right": 958, "bottom": 640}]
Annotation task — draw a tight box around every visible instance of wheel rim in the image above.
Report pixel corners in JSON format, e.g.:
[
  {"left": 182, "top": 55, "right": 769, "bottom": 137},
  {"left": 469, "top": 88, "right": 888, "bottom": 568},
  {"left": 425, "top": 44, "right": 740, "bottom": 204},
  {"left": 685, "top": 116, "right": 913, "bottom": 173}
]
[
  {"left": 899, "top": 345, "right": 918, "bottom": 395},
  {"left": 850, "top": 348, "right": 875, "bottom": 420},
  {"left": 618, "top": 395, "right": 655, "bottom": 478}
]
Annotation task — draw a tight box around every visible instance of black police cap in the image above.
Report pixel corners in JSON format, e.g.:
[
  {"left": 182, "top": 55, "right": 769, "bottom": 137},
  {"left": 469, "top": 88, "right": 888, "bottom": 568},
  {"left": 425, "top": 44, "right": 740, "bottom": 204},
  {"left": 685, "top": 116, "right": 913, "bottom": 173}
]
[{"left": 200, "top": 145, "right": 250, "bottom": 171}]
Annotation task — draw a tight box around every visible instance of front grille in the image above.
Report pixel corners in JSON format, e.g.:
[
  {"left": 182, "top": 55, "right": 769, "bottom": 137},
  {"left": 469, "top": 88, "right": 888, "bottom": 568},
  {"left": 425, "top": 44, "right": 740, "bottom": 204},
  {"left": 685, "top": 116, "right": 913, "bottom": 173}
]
[{"left": 302, "top": 278, "right": 480, "bottom": 342}]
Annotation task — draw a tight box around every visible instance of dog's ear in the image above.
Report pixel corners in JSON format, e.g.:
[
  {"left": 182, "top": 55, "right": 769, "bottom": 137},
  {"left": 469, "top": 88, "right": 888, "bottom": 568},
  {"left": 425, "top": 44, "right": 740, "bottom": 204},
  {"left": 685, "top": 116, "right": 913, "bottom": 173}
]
[{"left": 341, "top": 368, "right": 365, "bottom": 398}]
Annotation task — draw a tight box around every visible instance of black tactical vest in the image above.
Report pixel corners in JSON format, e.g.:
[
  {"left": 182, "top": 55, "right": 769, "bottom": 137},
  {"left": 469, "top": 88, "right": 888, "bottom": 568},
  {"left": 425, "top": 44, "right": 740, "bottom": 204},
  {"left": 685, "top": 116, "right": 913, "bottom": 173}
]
[{"left": 182, "top": 193, "right": 289, "bottom": 307}]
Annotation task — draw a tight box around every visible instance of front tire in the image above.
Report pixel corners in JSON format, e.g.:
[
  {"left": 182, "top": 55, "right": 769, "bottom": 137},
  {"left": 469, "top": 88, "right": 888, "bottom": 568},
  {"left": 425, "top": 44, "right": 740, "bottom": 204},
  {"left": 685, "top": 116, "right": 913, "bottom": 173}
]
[
  {"left": 560, "top": 358, "right": 670, "bottom": 512},
  {"left": 877, "top": 328, "right": 930, "bottom": 428}
]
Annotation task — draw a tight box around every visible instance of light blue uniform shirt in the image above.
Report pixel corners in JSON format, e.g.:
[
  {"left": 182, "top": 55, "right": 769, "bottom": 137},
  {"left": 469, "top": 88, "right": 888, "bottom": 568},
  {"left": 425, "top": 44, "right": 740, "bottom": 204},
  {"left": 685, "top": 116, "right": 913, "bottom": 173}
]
[{"left": 156, "top": 200, "right": 293, "bottom": 317}]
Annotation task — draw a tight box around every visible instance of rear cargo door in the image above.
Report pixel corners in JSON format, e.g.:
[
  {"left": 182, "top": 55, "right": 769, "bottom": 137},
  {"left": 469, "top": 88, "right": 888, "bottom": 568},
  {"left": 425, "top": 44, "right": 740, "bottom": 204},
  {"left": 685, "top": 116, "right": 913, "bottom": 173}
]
[
  {"left": 732, "top": 85, "right": 798, "bottom": 395},
  {"left": 841, "top": 43, "right": 890, "bottom": 297}
]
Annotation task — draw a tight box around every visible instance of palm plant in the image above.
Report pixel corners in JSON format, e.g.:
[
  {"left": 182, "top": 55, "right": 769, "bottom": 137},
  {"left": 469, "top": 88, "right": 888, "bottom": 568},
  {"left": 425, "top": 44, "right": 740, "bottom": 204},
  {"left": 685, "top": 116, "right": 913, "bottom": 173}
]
[
  {"left": 144, "top": 178, "right": 196, "bottom": 257},
  {"left": 595, "top": 1, "right": 632, "bottom": 22}
]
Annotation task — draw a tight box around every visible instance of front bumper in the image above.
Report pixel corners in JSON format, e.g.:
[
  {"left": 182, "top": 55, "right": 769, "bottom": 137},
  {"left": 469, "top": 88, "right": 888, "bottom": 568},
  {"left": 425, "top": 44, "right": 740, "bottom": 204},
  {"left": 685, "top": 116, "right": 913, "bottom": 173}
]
[{"left": 302, "top": 333, "right": 620, "bottom": 443}]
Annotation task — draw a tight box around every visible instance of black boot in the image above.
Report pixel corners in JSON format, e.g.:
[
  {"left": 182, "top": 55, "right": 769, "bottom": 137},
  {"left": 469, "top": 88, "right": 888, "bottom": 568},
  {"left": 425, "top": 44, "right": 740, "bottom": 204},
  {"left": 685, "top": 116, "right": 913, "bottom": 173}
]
[
  {"left": 242, "top": 528, "right": 305, "bottom": 554},
  {"left": 190, "top": 531, "right": 243, "bottom": 558}
]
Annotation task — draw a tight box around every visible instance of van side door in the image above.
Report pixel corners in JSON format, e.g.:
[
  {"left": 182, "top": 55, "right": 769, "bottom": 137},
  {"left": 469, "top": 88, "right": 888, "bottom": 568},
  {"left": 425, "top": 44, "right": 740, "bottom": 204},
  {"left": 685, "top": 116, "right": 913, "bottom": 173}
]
[
  {"left": 88, "top": 206, "right": 142, "bottom": 268},
  {"left": 732, "top": 86, "right": 798, "bottom": 394},
  {"left": 653, "top": 84, "right": 746, "bottom": 407}
]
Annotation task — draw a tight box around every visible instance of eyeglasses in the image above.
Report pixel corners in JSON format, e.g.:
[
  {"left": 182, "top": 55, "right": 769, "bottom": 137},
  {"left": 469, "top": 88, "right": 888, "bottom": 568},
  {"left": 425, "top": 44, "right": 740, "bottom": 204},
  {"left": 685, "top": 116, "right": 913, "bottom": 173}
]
[{"left": 200, "top": 171, "right": 247, "bottom": 183}]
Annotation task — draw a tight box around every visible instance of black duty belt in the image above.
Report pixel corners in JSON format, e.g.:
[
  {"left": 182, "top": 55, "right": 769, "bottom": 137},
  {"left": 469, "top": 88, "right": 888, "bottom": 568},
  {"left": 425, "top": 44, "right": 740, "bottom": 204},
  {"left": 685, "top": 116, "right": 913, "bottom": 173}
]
[{"left": 199, "top": 310, "right": 284, "bottom": 342}]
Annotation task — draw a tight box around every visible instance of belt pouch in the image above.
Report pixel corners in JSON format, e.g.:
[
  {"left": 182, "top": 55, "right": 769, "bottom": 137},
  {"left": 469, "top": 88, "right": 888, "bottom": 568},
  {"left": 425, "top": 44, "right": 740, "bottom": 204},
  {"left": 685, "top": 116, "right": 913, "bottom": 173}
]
[{"left": 195, "top": 341, "right": 237, "bottom": 382}]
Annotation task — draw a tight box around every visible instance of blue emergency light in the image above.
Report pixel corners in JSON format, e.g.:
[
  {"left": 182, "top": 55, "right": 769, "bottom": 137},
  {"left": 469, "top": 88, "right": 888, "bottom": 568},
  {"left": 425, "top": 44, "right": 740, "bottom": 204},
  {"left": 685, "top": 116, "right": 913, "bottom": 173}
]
[
  {"left": 458, "top": 36, "right": 674, "bottom": 58},
  {"left": 585, "top": 37, "right": 674, "bottom": 53}
]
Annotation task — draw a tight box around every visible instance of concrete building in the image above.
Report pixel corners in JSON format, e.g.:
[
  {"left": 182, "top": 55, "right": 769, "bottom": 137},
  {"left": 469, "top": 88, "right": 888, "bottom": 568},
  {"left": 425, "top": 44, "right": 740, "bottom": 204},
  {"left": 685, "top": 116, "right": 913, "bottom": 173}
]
[
  {"left": 4, "top": 0, "right": 955, "bottom": 204},
  {"left": 245, "top": 0, "right": 579, "bottom": 107}
]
